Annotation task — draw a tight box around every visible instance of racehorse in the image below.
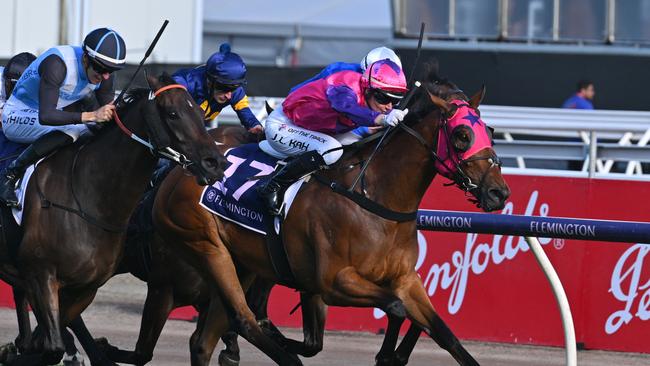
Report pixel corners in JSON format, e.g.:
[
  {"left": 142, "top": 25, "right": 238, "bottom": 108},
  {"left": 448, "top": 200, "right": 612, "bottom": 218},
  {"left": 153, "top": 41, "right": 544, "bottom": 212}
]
[
  {"left": 150, "top": 67, "right": 510, "bottom": 365},
  {"left": 0, "top": 74, "right": 225, "bottom": 365}
]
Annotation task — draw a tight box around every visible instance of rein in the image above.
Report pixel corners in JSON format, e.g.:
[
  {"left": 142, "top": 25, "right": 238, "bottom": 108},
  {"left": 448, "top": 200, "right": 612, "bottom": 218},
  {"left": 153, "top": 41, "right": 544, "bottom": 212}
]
[
  {"left": 317, "top": 100, "right": 501, "bottom": 220},
  {"left": 114, "top": 84, "right": 194, "bottom": 168},
  {"left": 33, "top": 84, "right": 190, "bottom": 233}
]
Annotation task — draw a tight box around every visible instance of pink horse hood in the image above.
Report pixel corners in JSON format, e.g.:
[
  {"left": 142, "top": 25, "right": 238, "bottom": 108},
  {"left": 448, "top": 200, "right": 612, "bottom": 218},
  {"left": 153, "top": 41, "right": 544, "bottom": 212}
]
[{"left": 435, "top": 100, "right": 495, "bottom": 178}]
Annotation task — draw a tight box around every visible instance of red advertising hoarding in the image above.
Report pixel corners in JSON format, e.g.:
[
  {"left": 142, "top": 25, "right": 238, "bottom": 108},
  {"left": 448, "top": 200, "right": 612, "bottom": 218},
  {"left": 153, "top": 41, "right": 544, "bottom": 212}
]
[{"left": 2, "top": 175, "right": 649, "bottom": 353}]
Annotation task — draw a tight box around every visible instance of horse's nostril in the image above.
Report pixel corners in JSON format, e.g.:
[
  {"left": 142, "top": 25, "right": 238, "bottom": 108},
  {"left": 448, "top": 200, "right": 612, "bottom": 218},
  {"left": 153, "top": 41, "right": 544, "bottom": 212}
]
[{"left": 489, "top": 188, "right": 506, "bottom": 202}]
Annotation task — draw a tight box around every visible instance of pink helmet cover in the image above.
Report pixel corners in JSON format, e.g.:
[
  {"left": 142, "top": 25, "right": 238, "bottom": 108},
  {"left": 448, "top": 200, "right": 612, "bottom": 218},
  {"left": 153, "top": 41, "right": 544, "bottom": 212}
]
[{"left": 361, "top": 59, "right": 407, "bottom": 96}]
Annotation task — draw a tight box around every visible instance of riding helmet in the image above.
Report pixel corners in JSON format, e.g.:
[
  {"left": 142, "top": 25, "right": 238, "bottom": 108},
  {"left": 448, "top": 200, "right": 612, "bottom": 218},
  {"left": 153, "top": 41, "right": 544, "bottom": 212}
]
[
  {"left": 83, "top": 28, "right": 127, "bottom": 72},
  {"left": 4, "top": 52, "right": 36, "bottom": 83},
  {"left": 360, "top": 47, "right": 402, "bottom": 72},
  {"left": 361, "top": 59, "right": 408, "bottom": 98},
  {"left": 205, "top": 43, "right": 247, "bottom": 85}
]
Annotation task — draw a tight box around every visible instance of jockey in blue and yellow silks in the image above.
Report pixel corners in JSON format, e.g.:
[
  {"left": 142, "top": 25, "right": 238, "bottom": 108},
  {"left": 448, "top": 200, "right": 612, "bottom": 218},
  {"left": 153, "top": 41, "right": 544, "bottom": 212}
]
[{"left": 172, "top": 43, "right": 263, "bottom": 134}]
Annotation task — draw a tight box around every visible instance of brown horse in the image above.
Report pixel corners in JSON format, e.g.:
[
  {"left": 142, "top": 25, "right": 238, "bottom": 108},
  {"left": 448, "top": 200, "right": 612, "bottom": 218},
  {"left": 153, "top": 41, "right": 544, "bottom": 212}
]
[
  {"left": 0, "top": 74, "right": 224, "bottom": 365},
  {"left": 150, "top": 70, "right": 510, "bottom": 365}
]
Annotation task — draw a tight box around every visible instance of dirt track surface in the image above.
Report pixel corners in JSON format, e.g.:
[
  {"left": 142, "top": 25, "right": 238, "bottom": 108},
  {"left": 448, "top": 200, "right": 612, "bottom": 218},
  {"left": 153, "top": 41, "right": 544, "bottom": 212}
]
[{"left": 1, "top": 275, "right": 649, "bottom": 365}]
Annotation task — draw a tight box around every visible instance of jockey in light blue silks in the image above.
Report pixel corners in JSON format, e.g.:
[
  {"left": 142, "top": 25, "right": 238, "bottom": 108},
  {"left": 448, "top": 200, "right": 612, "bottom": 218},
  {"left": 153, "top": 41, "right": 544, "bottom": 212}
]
[
  {"left": 0, "top": 28, "right": 127, "bottom": 207},
  {"left": 258, "top": 58, "right": 409, "bottom": 215},
  {"left": 172, "top": 43, "right": 263, "bottom": 134}
]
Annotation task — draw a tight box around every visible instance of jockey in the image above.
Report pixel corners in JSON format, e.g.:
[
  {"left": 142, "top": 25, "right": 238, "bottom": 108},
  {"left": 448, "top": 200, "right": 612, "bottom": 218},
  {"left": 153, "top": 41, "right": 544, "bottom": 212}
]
[
  {"left": 172, "top": 43, "right": 263, "bottom": 134},
  {"left": 258, "top": 59, "right": 408, "bottom": 215},
  {"left": 289, "top": 46, "right": 402, "bottom": 140},
  {"left": 0, "top": 27, "right": 126, "bottom": 207},
  {"left": 0, "top": 52, "right": 37, "bottom": 117}
]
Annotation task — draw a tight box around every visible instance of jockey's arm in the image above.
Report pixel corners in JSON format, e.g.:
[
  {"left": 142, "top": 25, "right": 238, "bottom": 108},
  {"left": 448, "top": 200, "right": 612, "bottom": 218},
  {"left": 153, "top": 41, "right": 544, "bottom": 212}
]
[
  {"left": 326, "top": 85, "right": 382, "bottom": 127},
  {"left": 38, "top": 55, "right": 85, "bottom": 126},
  {"left": 231, "top": 90, "right": 262, "bottom": 131},
  {"left": 38, "top": 55, "right": 114, "bottom": 125}
]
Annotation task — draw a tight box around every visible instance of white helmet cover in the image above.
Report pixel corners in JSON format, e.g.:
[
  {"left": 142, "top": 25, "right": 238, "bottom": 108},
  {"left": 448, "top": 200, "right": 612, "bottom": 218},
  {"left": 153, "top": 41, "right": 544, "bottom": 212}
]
[{"left": 360, "top": 47, "right": 402, "bottom": 72}]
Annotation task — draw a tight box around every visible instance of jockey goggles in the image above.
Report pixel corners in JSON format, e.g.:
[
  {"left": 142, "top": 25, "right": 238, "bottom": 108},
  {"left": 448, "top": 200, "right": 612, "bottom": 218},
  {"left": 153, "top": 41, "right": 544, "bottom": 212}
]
[
  {"left": 88, "top": 58, "right": 113, "bottom": 75},
  {"left": 371, "top": 88, "right": 404, "bottom": 106},
  {"left": 209, "top": 79, "right": 241, "bottom": 93}
]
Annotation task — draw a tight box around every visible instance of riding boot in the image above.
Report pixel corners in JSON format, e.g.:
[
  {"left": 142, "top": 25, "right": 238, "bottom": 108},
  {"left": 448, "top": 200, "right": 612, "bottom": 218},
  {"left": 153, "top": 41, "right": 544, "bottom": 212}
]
[
  {"left": 0, "top": 131, "right": 73, "bottom": 208},
  {"left": 259, "top": 150, "right": 326, "bottom": 215}
]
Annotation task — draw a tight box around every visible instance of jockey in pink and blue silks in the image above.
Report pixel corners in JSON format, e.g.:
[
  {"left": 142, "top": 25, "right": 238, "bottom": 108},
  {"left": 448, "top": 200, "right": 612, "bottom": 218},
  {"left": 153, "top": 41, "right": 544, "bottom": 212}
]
[{"left": 258, "top": 59, "right": 408, "bottom": 215}]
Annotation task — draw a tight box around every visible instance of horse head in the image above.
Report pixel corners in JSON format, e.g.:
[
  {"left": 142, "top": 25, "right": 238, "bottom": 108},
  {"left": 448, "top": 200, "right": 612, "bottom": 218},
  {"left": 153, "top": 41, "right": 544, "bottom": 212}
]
[
  {"left": 404, "top": 64, "right": 510, "bottom": 212},
  {"left": 142, "top": 74, "right": 225, "bottom": 185}
]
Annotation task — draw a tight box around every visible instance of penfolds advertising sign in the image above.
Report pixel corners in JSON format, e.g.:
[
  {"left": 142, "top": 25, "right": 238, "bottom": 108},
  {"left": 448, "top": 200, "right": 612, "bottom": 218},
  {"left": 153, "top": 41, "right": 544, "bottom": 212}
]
[
  {"left": 264, "top": 175, "right": 650, "bottom": 353},
  {"left": 1, "top": 174, "right": 649, "bottom": 353}
]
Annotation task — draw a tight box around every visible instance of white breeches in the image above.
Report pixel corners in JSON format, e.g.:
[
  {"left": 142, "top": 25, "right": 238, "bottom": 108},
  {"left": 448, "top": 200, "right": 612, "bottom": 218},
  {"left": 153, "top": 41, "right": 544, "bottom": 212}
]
[{"left": 258, "top": 106, "right": 361, "bottom": 165}]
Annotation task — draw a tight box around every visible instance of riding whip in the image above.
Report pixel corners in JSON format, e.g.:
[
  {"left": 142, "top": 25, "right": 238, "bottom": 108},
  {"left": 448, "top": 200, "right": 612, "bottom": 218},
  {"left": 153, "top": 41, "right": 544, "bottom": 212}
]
[
  {"left": 348, "top": 23, "right": 426, "bottom": 192},
  {"left": 115, "top": 19, "right": 170, "bottom": 107}
]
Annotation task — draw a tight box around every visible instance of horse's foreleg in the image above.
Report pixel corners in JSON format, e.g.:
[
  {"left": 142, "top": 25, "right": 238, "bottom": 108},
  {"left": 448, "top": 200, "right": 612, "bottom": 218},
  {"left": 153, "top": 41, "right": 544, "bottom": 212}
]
[
  {"left": 124, "top": 284, "right": 175, "bottom": 365},
  {"left": 397, "top": 273, "right": 478, "bottom": 366},
  {"left": 23, "top": 272, "right": 65, "bottom": 364},
  {"left": 12, "top": 287, "right": 32, "bottom": 354},
  {"left": 278, "top": 292, "right": 326, "bottom": 358},
  {"left": 191, "top": 294, "right": 230, "bottom": 366},
  {"left": 374, "top": 314, "right": 405, "bottom": 366},
  {"left": 391, "top": 323, "right": 422, "bottom": 366},
  {"left": 217, "top": 277, "right": 273, "bottom": 366},
  {"left": 191, "top": 242, "right": 301, "bottom": 366},
  {"left": 68, "top": 316, "right": 117, "bottom": 366}
]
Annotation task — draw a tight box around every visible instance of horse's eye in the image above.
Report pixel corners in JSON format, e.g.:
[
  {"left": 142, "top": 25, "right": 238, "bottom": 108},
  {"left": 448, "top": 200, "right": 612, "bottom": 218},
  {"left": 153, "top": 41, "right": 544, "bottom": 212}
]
[{"left": 167, "top": 111, "right": 179, "bottom": 119}]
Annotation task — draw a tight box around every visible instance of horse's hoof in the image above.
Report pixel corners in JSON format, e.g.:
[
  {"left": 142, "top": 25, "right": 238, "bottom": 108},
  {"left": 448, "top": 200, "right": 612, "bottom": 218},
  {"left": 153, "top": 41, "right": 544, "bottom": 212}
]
[
  {"left": 218, "top": 351, "right": 240, "bottom": 366},
  {"left": 0, "top": 342, "right": 18, "bottom": 363},
  {"left": 63, "top": 351, "right": 85, "bottom": 366}
]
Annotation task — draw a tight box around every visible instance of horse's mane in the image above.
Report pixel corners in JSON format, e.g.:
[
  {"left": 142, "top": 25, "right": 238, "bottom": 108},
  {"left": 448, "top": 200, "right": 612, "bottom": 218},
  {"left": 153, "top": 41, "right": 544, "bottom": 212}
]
[{"left": 119, "top": 73, "right": 177, "bottom": 114}]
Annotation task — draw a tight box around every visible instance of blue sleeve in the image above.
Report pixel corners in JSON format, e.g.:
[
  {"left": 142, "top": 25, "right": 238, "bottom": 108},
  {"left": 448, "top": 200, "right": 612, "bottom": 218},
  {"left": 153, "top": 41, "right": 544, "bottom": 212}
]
[
  {"left": 172, "top": 68, "right": 190, "bottom": 89},
  {"left": 350, "top": 126, "right": 372, "bottom": 137},
  {"left": 326, "top": 85, "right": 380, "bottom": 127},
  {"left": 230, "top": 87, "right": 261, "bottom": 129},
  {"left": 289, "top": 62, "right": 361, "bottom": 94}
]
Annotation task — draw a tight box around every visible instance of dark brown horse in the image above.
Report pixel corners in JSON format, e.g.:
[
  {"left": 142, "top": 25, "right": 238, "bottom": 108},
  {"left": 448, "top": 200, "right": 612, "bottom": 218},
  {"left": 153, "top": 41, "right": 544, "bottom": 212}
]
[
  {"left": 149, "top": 71, "right": 510, "bottom": 365},
  {"left": 0, "top": 74, "right": 224, "bottom": 365}
]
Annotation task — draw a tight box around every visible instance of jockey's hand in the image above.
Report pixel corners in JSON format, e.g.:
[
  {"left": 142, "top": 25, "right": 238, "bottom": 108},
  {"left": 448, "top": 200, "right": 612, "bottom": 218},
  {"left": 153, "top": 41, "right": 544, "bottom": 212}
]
[
  {"left": 92, "top": 104, "right": 116, "bottom": 123},
  {"left": 380, "top": 108, "right": 408, "bottom": 127},
  {"left": 248, "top": 124, "right": 265, "bottom": 135}
]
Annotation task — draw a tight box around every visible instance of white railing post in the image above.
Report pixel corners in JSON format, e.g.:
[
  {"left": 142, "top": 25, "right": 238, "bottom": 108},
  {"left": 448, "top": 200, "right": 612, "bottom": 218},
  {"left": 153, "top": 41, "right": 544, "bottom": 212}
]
[{"left": 525, "top": 237, "right": 577, "bottom": 366}]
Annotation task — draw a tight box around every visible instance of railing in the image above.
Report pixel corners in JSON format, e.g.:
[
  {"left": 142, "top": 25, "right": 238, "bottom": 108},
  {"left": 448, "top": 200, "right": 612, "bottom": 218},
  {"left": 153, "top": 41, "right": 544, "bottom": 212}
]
[
  {"left": 216, "top": 97, "right": 650, "bottom": 178},
  {"left": 416, "top": 209, "right": 650, "bottom": 366}
]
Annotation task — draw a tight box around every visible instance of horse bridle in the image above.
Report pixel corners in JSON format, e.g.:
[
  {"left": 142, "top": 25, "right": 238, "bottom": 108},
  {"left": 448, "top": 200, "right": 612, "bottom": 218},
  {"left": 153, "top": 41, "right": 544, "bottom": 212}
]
[
  {"left": 396, "top": 105, "right": 502, "bottom": 193},
  {"left": 113, "top": 84, "right": 194, "bottom": 169}
]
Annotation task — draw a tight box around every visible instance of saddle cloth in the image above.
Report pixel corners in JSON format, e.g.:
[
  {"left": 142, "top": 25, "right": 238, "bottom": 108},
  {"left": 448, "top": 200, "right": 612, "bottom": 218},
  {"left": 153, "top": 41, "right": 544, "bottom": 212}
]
[{"left": 199, "top": 143, "right": 304, "bottom": 235}]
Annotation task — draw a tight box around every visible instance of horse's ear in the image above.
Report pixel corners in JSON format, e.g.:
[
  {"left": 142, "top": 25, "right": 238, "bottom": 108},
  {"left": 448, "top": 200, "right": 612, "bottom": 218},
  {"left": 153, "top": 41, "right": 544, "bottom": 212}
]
[
  {"left": 147, "top": 75, "right": 162, "bottom": 90},
  {"left": 469, "top": 84, "right": 486, "bottom": 109},
  {"left": 426, "top": 88, "right": 452, "bottom": 114}
]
